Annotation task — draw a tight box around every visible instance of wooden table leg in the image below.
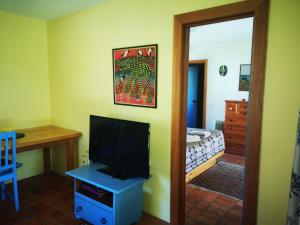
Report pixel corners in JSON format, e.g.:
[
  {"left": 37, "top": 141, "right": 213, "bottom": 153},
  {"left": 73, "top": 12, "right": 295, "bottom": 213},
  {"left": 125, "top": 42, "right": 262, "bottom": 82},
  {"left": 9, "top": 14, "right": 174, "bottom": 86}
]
[
  {"left": 67, "top": 139, "right": 75, "bottom": 170},
  {"left": 43, "top": 147, "right": 51, "bottom": 174}
]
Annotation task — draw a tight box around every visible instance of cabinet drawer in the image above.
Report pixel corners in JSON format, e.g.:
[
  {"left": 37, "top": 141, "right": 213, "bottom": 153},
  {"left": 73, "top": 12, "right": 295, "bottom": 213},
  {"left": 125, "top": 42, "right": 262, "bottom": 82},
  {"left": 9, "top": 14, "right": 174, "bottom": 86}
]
[
  {"left": 225, "top": 141, "right": 245, "bottom": 151},
  {"left": 225, "top": 116, "right": 247, "bottom": 124},
  {"left": 226, "top": 102, "right": 238, "bottom": 115},
  {"left": 224, "top": 134, "right": 246, "bottom": 145},
  {"left": 225, "top": 147, "right": 245, "bottom": 156},
  {"left": 237, "top": 103, "right": 248, "bottom": 116},
  {"left": 224, "top": 124, "right": 246, "bottom": 134},
  {"left": 75, "top": 197, "right": 113, "bottom": 225}
]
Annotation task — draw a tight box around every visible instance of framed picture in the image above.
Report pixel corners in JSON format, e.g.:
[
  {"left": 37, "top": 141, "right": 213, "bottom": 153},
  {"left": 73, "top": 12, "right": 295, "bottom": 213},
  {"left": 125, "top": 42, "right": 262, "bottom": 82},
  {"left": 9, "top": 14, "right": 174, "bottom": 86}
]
[
  {"left": 113, "top": 44, "right": 158, "bottom": 108},
  {"left": 239, "top": 64, "right": 251, "bottom": 91}
]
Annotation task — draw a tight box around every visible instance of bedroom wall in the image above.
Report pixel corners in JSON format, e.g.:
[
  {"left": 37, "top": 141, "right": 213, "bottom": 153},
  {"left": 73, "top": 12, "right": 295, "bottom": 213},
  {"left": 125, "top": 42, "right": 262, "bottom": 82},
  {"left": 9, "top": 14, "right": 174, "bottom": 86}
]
[
  {"left": 189, "top": 20, "right": 253, "bottom": 130},
  {"left": 0, "top": 12, "right": 50, "bottom": 179},
  {"left": 47, "top": 0, "right": 300, "bottom": 224}
]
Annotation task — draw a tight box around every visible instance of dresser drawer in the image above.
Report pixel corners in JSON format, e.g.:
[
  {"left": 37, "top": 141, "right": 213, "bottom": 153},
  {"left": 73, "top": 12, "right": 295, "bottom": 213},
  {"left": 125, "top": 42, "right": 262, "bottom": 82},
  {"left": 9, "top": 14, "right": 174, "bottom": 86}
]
[
  {"left": 224, "top": 133, "right": 246, "bottom": 145},
  {"left": 237, "top": 103, "right": 248, "bottom": 116},
  {"left": 225, "top": 148, "right": 245, "bottom": 156},
  {"left": 225, "top": 116, "right": 247, "bottom": 124},
  {"left": 224, "top": 124, "right": 246, "bottom": 134},
  {"left": 226, "top": 102, "right": 238, "bottom": 115},
  {"left": 75, "top": 197, "right": 113, "bottom": 225},
  {"left": 225, "top": 141, "right": 246, "bottom": 151}
]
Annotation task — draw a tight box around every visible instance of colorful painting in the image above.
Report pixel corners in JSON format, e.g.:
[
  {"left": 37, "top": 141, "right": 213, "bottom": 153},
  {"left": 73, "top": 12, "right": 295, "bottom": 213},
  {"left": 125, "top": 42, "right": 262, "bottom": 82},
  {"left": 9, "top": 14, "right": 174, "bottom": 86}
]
[
  {"left": 239, "top": 64, "right": 251, "bottom": 91},
  {"left": 113, "top": 44, "right": 158, "bottom": 108}
]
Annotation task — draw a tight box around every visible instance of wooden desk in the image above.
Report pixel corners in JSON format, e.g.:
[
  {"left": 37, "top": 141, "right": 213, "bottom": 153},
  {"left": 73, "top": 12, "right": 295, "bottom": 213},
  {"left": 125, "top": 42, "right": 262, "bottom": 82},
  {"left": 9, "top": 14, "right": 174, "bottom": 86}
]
[{"left": 16, "top": 125, "right": 82, "bottom": 174}]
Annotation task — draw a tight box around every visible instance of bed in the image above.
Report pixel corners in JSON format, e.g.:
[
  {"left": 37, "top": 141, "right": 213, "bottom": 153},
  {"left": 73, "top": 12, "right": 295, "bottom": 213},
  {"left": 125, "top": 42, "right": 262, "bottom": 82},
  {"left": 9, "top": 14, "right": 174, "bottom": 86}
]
[{"left": 186, "top": 128, "right": 225, "bottom": 182}]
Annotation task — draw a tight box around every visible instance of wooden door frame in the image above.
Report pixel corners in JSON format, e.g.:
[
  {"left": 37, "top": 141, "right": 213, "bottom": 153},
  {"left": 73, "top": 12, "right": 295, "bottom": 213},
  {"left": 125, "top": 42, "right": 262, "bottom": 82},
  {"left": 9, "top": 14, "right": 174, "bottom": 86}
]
[
  {"left": 170, "top": 1, "right": 269, "bottom": 225},
  {"left": 188, "top": 60, "right": 207, "bottom": 129}
]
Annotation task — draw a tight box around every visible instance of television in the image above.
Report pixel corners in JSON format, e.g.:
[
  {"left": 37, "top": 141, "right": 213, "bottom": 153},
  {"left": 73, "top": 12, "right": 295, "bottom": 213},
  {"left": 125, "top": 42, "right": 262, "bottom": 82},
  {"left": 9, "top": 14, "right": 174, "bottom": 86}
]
[{"left": 89, "top": 115, "right": 150, "bottom": 179}]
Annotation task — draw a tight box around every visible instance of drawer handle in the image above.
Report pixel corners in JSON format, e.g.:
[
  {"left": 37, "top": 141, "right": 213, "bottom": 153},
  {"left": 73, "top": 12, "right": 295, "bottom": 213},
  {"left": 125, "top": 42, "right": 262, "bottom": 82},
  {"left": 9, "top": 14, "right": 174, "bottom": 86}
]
[
  {"left": 101, "top": 218, "right": 107, "bottom": 224},
  {"left": 76, "top": 206, "right": 82, "bottom": 212}
]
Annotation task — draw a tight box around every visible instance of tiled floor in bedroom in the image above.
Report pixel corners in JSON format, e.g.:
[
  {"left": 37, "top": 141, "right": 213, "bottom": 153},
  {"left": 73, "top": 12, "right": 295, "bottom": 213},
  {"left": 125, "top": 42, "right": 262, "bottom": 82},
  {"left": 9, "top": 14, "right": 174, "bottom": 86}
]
[{"left": 185, "top": 153, "right": 245, "bottom": 225}]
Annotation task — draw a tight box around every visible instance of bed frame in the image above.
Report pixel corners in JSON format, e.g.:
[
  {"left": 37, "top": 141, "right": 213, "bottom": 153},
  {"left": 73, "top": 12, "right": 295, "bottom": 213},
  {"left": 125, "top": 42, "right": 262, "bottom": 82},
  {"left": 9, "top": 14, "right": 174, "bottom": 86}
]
[{"left": 185, "top": 150, "right": 224, "bottom": 183}]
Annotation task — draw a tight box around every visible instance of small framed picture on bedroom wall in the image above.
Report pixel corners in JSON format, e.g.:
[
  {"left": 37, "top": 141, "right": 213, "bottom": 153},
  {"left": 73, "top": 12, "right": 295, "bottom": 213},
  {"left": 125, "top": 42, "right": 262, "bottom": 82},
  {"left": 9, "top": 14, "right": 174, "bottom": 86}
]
[
  {"left": 112, "top": 44, "right": 158, "bottom": 108},
  {"left": 239, "top": 64, "right": 251, "bottom": 91}
]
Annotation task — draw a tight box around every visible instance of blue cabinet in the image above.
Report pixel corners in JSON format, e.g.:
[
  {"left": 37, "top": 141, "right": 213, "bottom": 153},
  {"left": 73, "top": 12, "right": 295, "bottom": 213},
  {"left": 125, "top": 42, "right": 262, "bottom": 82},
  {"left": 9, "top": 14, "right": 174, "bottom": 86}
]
[{"left": 66, "top": 163, "right": 144, "bottom": 225}]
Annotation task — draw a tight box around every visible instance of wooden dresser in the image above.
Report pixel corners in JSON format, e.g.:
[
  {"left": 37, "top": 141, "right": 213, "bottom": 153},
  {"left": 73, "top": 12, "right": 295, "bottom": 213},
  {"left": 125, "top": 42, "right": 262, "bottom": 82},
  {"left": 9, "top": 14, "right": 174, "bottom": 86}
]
[{"left": 224, "top": 100, "right": 248, "bottom": 156}]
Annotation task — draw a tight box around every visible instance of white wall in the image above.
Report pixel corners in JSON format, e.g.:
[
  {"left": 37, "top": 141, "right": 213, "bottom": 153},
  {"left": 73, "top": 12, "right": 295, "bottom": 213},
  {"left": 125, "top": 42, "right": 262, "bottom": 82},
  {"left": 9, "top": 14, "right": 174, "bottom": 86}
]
[{"left": 189, "top": 18, "right": 253, "bottom": 130}]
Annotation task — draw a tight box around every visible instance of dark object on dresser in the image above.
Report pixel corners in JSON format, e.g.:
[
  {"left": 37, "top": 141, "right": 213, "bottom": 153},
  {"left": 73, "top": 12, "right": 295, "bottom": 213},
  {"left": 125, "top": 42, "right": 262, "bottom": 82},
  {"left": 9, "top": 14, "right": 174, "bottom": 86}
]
[{"left": 224, "top": 100, "right": 248, "bottom": 156}]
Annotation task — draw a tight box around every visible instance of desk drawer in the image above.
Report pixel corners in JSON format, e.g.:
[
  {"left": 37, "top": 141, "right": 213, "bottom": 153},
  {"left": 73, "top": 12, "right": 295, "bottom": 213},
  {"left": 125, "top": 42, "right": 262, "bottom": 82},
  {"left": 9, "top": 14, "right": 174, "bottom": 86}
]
[{"left": 75, "top": 197, "right": 113, "bottom": 225}]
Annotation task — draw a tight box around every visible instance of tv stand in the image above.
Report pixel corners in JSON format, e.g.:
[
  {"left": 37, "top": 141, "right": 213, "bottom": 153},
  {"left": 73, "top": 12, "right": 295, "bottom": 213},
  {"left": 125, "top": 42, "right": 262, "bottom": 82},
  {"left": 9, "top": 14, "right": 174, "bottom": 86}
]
[{"left": 66, "top": 163, "right": 144, "bottom": 225}]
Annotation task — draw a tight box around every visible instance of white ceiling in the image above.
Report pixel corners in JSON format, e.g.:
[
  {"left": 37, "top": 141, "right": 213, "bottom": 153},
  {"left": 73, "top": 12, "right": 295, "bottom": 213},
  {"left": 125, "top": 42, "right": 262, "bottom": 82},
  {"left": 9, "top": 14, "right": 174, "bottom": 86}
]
[
  {"left": 0, "top": 0, "right": 107, "bottom": 20},
  {"left": 190, "top": 17, "right": 254, "bottom": 48}
]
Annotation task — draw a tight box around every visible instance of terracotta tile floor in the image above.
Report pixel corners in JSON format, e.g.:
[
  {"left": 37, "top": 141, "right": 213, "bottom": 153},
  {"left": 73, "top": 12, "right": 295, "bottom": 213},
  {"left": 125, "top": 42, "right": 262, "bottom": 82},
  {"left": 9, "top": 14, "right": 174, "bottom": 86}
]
[
  {"left": 0, "top": 173, "right": 168, "bottom": 225},
  {"left": 185, "top": 154, "right": 245, "bottom": 225}
]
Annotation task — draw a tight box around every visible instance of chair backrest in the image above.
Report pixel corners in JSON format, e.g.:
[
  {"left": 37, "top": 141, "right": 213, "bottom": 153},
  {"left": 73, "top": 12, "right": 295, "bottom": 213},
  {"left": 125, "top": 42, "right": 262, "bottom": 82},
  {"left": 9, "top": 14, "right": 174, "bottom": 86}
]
[{"left": 0, "top": 131, "right": 16, "bottom": 173}]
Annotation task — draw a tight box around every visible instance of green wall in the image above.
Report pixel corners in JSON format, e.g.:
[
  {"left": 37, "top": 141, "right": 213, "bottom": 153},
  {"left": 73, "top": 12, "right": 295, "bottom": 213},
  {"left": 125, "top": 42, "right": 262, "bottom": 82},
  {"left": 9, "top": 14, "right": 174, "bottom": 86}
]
[{"left": 0, "top": 12, "right": 50, "bottom": 179}]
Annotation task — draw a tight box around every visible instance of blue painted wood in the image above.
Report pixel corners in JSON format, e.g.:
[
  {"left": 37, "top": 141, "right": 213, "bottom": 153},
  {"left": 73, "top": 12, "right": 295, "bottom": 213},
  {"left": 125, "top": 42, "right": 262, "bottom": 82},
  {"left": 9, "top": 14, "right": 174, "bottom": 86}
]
[
  {"left": 187, "top": 65, "right": 199, "bottom": 128},
  {"left": 66, "top": 163, "right": 144, "bottom": 225},
  {"left": 66, "top": 163, "right": 144, "bottom": 194},
  {"left": 75, "top": 197, "right": 113, "bottom": 225},
  {"left": 114, "top": 183, "right": 143, "bottom": 225},
  {"left": 75, "top": 191, "right": 113, "bottom": 213},
  {"left": 0, "top": 131, "right": 20, "bottom": 211}
]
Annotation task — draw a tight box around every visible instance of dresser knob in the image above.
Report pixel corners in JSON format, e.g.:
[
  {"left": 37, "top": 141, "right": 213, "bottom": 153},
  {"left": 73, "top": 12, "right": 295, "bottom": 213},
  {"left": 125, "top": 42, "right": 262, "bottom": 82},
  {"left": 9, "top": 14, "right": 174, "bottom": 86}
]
[
  {"left": 76, "top": 206, "right": 82, "bottom": 212},
  {"left": 101, "top": 218, "right": 107, "bottom": 224}
]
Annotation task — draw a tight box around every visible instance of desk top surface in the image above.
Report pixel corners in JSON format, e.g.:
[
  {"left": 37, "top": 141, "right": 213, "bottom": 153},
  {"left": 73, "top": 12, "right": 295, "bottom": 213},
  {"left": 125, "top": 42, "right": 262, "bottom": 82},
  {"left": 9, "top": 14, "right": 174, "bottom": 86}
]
[
  {"left": 16, "top": 125, "right": 81, "bottom": 151},
  {"left": 66, "top": 163, "right": 144, "bottom": 194}
]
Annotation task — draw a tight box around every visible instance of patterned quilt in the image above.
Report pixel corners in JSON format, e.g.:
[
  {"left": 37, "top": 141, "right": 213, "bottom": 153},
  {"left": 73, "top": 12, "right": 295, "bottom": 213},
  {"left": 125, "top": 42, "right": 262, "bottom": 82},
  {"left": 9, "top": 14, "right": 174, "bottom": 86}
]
[{"left": 186, "top": 128, "right": 225, "bottom": 173}]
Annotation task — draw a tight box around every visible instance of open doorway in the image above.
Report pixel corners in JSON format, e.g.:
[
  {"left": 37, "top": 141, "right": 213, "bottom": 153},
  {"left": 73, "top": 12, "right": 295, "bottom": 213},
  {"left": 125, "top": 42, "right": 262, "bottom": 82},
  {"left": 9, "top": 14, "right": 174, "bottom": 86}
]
[
  {"left": 185, "top": 18, "right": 253, "bottom": 225},
  {"left": 170, "top": 1, "right": 269, "bottom": 225},
  {"left": 187, "top": 60, "right": 207, "bottom": 129}
]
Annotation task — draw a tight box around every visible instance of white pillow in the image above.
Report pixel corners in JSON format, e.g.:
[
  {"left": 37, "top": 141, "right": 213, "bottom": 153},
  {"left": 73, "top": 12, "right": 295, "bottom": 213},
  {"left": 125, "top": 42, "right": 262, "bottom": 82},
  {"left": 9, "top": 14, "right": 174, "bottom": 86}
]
[{"left": 186, "top": 134, "right": 201, "bottom": 143}]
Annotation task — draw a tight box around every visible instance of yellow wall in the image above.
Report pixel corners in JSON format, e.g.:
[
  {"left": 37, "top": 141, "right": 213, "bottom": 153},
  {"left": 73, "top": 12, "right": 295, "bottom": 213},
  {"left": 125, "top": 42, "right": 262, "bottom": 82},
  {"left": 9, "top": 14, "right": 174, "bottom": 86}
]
[
  {"left": 47, "top": 0, "right": 238, "bottom": 221},
  {"left": 0, "top": 12, "right": 50, "bottom": 179},
  {"left": 47, "top": 0, "right": 300, "bottom": 223},
  {"left": 257, "top": 0, "right": 300, "bottom": 224},
  {"left": 0, "top": 0, "right": 296, "bottom": 224}
]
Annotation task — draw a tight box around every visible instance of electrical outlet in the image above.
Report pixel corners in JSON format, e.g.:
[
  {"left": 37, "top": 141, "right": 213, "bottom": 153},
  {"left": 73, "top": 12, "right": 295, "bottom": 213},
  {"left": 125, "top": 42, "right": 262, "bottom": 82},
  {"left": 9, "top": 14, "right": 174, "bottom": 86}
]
[{"left": 80, "top": 151, "right": 90, "bottom": 166}]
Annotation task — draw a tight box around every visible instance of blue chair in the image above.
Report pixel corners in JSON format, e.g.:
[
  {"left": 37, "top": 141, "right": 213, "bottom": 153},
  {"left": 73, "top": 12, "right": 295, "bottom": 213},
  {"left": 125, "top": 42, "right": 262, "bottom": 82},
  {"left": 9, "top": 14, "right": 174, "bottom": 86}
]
[{"left": 0, "top": 131, "right": 20, "bottom": 211}]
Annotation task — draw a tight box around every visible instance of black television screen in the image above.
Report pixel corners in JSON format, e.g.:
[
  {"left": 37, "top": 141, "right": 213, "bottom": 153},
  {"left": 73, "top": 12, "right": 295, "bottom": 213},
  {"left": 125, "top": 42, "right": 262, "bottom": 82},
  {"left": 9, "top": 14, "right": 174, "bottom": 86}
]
[{"left": 89, "top": 115, "right": 150, "bottom": 179}]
